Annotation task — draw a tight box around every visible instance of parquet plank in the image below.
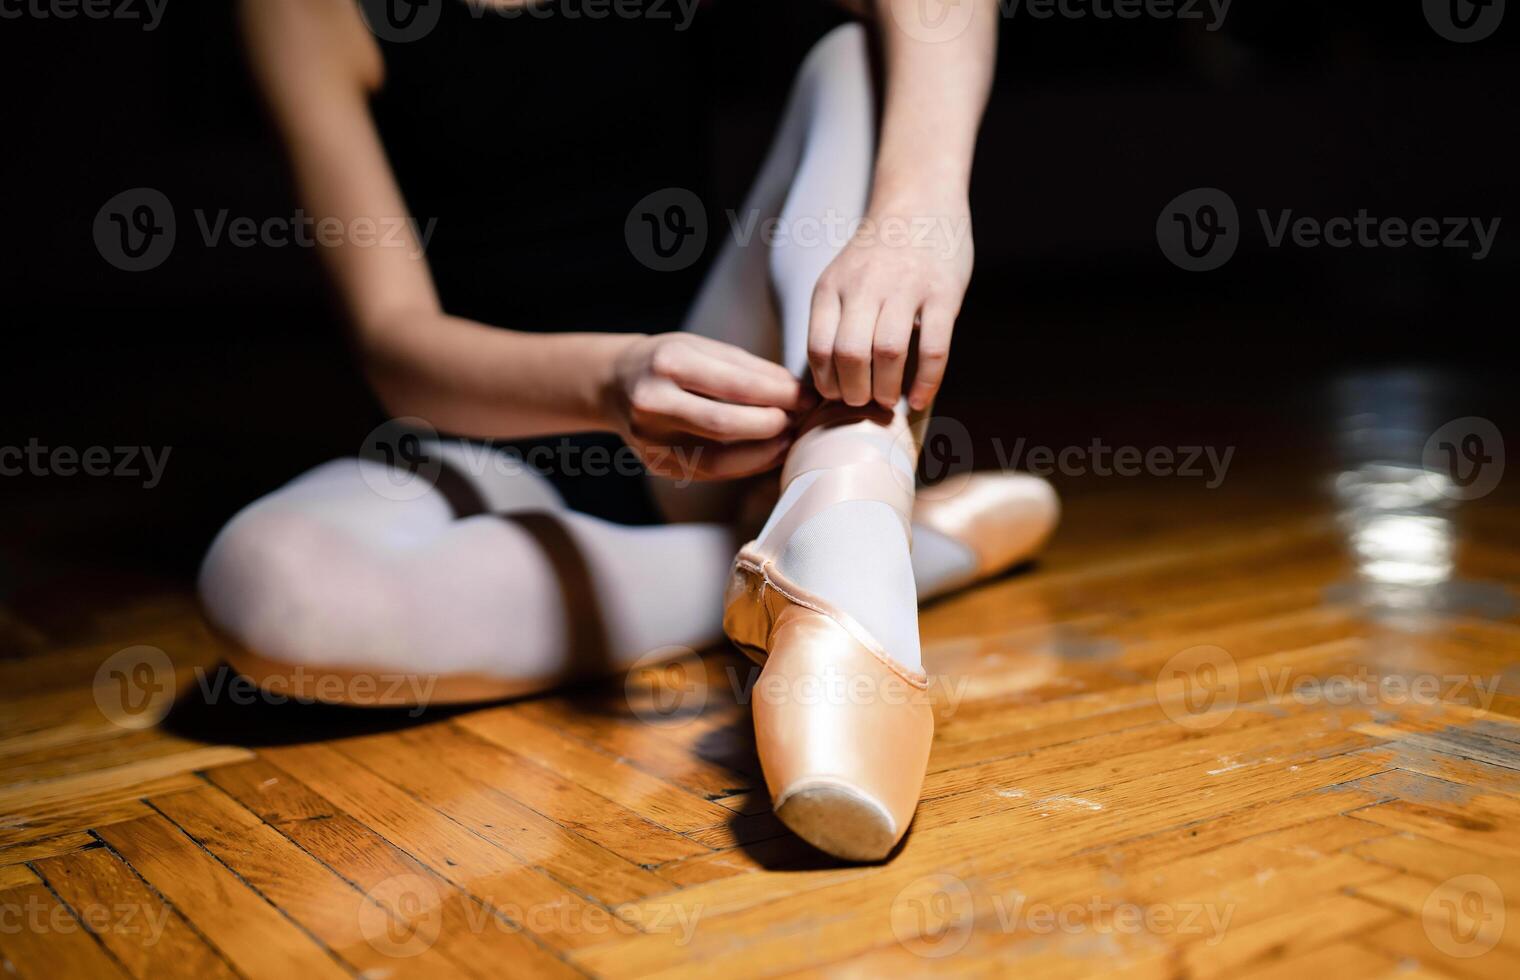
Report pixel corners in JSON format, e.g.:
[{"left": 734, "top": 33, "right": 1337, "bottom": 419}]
[
  {"left": 455, "top": 711, "right": 736, "bottom": 834},
  {"left": 0, "top": 831, "right": 96, "bottom": 866},
  {"left": 332, "top": 728, "right": 676, "bottom": 903},
  {"left": 36, "top": 845, "right": 239, "bottom": 980},
  {"left": 1348, "top": 792, "right": 1520, "bottom": 857},
  {"left": 1358, "top": 916, "right": 1520, "bottom": 980},
  {"left": 93, "top": 811, "right": 350, "bottom": 978},
  {"left": 260, "top": 740, "right": 637, "bottom": 950},
  {"left": 204, "top": 759, "right": 581, "bottom": 978},
  {"left": 150, "top": 784, "right": 477, "bottom": 977},
  {"left": 404, "top": 720, "right": 714, "bottom": 862},
  {"left": 0, "top": 879, "right": 131, "bottom": 979},
  {"left": 1232, "top": 940, "right": 1404, "bottom": 980}
]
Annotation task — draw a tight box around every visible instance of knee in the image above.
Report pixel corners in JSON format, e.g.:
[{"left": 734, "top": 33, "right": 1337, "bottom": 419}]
[
  {"left": 197, "top": 507, "right": 377, "bottom": 663},
  {"left": 803, "top": 21, "right": 870, "bottom": 79}
]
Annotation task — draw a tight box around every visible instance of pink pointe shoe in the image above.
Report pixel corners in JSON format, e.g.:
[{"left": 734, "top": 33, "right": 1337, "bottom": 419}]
[{"left": 724, "top": 407, "right": 1060, "bottom": 862}]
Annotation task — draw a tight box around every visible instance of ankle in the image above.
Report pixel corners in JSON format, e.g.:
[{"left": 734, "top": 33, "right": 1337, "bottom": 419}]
[{"left": 781, "top": 401, "right": 916, "bottom": 492}]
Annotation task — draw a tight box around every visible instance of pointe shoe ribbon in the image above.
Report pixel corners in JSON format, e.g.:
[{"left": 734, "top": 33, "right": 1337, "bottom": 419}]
[{"left": 757, "top": 402, "right": 917, "bottom": 558}]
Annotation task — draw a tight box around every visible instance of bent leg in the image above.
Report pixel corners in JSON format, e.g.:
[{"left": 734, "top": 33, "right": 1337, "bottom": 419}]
[
  {"left": 199, "top": 449, "right": 737, "bottom": 705},
  {"left": 201, "top": 451, "right": 1055, "bottom": 706},
  {"left": 653, "top": 23, "right": 876, "bottom": 525}
]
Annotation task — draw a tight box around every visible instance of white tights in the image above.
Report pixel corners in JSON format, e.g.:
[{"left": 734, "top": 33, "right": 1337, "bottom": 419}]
[{"left": 199, "top": 25, "right": 968, "bottom": 688}]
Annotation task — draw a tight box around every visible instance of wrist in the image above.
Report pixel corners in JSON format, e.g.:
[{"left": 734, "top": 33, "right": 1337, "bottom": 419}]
[
  {"left": 867, "top": 167, "right": 971, "bottom": 220},
  {"left": 586, "top": 332, "right": 645, "bottom": 431}
]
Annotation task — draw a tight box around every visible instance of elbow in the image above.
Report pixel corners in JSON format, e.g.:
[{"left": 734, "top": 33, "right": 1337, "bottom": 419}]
[{"left": 350, "top": 307, "right": 436, "bottom": 419}]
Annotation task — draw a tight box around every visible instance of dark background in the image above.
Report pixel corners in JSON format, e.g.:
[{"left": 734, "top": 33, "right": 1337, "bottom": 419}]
[{"left": 1, "top": 0, "right": 1515, "bottom": 596}]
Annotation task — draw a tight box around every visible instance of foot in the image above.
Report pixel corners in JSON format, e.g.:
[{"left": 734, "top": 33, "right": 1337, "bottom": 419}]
[{"left": 913, "top": 471, "right": 1060, "bottom": 601}]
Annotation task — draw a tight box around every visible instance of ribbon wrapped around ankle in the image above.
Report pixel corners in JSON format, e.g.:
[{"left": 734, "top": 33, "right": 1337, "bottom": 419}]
[{"left": 758, "top": 460, "right": 914, "bottom": 556}]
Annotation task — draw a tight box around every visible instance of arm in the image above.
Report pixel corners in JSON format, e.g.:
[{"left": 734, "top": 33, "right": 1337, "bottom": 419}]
[
  {"left": 809, "top": 0, "right": 998, "bottom": 411},
  {"left": 239, "top": 0, "right": 803, "bottom": 478}
]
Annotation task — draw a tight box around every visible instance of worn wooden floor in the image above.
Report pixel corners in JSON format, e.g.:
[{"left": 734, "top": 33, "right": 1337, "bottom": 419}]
[{"left": 3, "top": 431, "right": 1518, "bottom": 976}]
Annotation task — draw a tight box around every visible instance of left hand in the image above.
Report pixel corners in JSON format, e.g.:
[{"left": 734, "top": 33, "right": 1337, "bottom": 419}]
[{"left": 806, "top": 199, "right": 973, "bottom": 411}]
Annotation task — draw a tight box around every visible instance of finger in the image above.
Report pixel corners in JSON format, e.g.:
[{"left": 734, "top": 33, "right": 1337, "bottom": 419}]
[
  {"left": 832, "top": 293, "right": 880, "bottom": 408},
  {"left": 806, "top": 284, "right": 842, "bottom": 400},
  {"left": 689, "top": 436, "right": 792, "bottom": 481},
  {"left": 669, "top": 343, "right": 807, "bottom": 410},
  {"left": 689, "top": 336, "right": 799, "bottom": 387},
  {"left": 642, "top": 386, "right": 791, "bottom": 443},
  {"left": 872, "top": 297, "right": 916, "bottom": 409},
  {"left": 908, "top": 298, "right": 957, "bottom": 412}
]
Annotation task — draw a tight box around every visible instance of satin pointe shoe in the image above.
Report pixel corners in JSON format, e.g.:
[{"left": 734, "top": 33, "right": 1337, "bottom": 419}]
[
  {"left": 724, "top": 407, "right": 933, "bottom": 862},
  {"left": 914, "top": 471, "right": 1061, "bottom": 595}
]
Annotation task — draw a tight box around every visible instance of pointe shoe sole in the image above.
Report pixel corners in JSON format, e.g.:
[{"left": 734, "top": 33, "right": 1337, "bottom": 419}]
[{"left": 774, "top": 781, "right": 899, "bottom": 862}]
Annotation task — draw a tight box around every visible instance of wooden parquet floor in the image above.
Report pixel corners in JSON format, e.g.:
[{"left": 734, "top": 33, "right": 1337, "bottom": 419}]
[{"left": 3, "top": 456, "right": 1518, "bottom": 977}]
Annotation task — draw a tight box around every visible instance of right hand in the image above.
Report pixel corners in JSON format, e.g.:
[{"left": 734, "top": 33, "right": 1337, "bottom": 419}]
[{"left": 605, "top": 333, "right": 813, "bottom": 481}]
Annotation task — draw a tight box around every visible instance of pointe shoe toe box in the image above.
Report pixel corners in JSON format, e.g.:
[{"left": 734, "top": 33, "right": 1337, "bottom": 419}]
[
  {"left": 730, "top": 572, "right": 934, "bottom": 861},
  {"left": 915, "top": 472, "right": 1060, "bottom": 577}
]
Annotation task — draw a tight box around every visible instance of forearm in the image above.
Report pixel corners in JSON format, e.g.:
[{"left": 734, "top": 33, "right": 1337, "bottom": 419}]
[
  {"left": 869, "top": 0, "right": 999, "bottom": 211},
  {"left": 358, "top": 313, "right": 631, "bottom": 440}
]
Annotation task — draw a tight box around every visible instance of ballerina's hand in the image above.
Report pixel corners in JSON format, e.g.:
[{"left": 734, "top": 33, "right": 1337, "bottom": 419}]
[
  {"left": 606, "top": 333, "right": 814, "bottom": 481},
  {"left": 807, "top": 199, "right": 974, "bottom": 412}
]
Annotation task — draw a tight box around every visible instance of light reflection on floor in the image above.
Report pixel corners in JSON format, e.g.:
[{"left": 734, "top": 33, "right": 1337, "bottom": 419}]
[{"left": 1331, "top": 371, "right": 1512, "bottom": 622}]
